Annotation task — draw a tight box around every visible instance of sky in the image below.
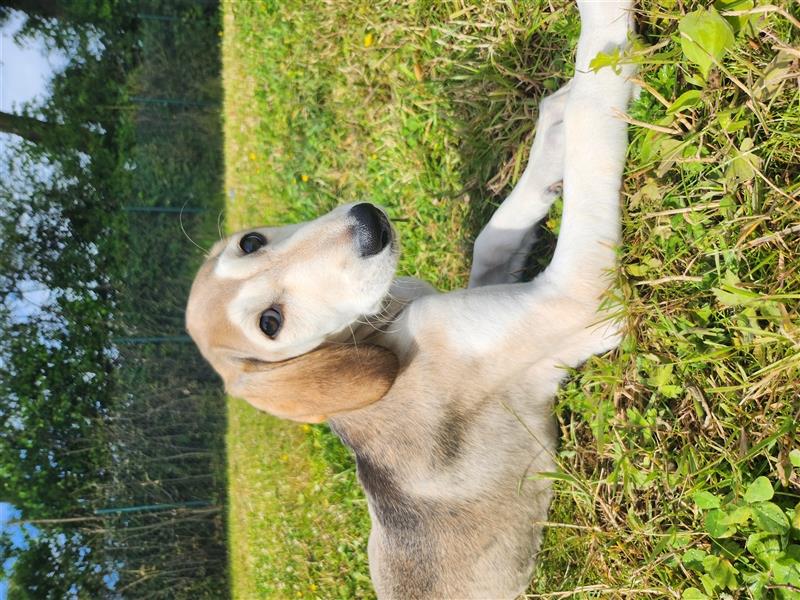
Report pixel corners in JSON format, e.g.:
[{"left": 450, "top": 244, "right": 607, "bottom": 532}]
[
  {"left": 1, "top": 11, "right": 71, "bottom": 349},
  {"left": 0, "top": 10, "right": 68, "bottom": 599},
  {"left": 0, "top": 8, "right": 69, "bottom": 189},
  {"left": 1, "top": 502, "right": 39, "bottom": 598},
  {"left": 0, "top": 10, "right": 68, "bottom": 113}
]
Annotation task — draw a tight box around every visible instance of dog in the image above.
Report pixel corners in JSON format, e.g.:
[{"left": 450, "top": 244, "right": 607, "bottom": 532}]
[{"left": 187, "top": 1, "right": 635, "bottom": 597}]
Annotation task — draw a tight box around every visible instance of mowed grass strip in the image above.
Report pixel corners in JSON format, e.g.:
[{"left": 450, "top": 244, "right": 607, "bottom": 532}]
[{"left": 222, "top": 0, "right": 800, "bottom": 598}]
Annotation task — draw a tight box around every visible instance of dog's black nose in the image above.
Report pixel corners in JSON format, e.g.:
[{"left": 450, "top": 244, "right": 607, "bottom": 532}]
[{"left": 350, "top": 203, "right": 391, "bottom": 257}]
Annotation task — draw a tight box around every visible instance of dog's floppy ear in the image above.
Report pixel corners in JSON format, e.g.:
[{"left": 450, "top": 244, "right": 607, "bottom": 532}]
[{"left": 225, "top": 344, "right": 398, "bottom": 423}]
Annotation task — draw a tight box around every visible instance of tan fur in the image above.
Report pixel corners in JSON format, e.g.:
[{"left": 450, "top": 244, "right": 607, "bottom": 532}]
[
  {"left": 227, "top": 345, "right": 398, "bottom": 423},
  {"left": 186, "top": 204, "right": 403, "bottom": 421},
  {"left": 185, "top": 257, "right": 249, "bottom": 382}
]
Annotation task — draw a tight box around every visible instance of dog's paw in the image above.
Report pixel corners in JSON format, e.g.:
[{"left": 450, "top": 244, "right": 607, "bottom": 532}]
[{"left": 576, "top": 0, "right": 634, "bottom": 48}]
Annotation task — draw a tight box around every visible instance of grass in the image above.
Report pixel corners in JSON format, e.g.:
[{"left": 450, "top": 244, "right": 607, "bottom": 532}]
[{"left": 222, "top": 1, "right": 800, "bottom": 597}]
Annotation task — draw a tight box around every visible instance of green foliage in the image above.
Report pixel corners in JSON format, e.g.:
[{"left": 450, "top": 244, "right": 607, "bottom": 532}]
[
  {"left": 667, "top": 89, "right": 703, "bottom": 114},
  {"left": 790, "top": 451, "right": 800, "bottom": 470},
  {"left": 1, "top": 1, "right": 227, "bottom": 597},
  {"left": 548, "top": 0, "right": 800, "bottom": 595},
  {"left": 0, "top": 0, "right": 135, "bottom": 522},
  {"left": 689, "top": 476, "right": 800, "bottom": 598},
  {"left": 678, "top": 7, "right": 736, "bottom": 79}
]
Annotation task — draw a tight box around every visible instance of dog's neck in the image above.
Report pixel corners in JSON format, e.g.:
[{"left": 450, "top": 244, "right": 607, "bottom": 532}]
[
  {"left": 315, "top": 276, "right": 436, "bottom": 424},
  {"left": 328, "top": 276, "right": 435, "bottom": 355}
]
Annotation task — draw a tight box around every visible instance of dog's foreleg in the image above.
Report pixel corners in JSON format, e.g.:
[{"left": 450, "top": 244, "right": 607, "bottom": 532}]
[
  {"left": 542, "top": 0, "right": 634, "bottom": 300},
  {"left": 414, "top": 1, "right": 635, "bottom": 372},
  {"left": 469, "top": 82, "right": 571, "bottom": 288}
]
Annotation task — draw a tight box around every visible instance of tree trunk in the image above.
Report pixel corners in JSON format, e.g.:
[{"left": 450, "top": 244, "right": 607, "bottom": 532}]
[
  {"left": 0, "top": 111, "right": 52, "bottom": 145},
  {"left": 1, "top": 0, "right": 67, "bottom": 20},
  {"left": 0, "top": 110, "right": 102, "bottom": 152}
]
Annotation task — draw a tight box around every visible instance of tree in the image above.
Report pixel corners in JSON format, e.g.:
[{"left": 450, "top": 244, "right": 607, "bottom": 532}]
[
  {"left": 0, "top": 0, "right": 130, "bottom": 52},
  {"left": 0, "top": 2, "right": 227, "bottom": 596},
  {"left": 0, "top": 1, "right": 68, "bottom": 21},
  {"left": 4, "top": 531, "right": 107, "bottom": 600},
  {"left": 0, "top": 111, "right": 53, "bottom": 145}
]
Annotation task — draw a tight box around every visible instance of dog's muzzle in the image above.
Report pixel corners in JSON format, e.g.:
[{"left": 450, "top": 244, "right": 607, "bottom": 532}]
[{"left": 350, "top": 203, "right": 392, "bottom": 258}]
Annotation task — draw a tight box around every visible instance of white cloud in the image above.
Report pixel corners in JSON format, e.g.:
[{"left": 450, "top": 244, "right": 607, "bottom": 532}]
[{"left": 0, "top": 10, "right": 70, "bottom": 113}]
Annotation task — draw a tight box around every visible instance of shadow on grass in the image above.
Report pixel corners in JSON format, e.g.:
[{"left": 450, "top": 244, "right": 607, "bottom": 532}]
[{"left": 441, "top": 24, "right": 578, "bottom": 279}]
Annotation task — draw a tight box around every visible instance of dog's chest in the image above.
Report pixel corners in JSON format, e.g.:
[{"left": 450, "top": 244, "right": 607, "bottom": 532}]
[{"left": 330, "top": 378, "right": 556, "bottom": 598}]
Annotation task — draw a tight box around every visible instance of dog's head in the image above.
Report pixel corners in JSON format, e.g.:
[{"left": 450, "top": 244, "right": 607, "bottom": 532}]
[{"left": 186, "top": 203, "right": 400, "bottom": 423}]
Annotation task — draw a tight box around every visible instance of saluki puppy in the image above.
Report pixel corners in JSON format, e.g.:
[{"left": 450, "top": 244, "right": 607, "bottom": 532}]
[{"left": 187, "top": 2, "right": 635, "bottom": 597}]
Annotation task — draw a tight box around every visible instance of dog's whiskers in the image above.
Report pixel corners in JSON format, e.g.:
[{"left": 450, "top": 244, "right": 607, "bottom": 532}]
[
  {"left": 348, "top": 323, "right": 358, "bottom": 348},
  {"left": 217, "top": 208, "right": 225, "bottom": 242},
  {"left": 180, "top": 199, "right": 209, "bottom": 253},
  {"left": 360, "top": 311, "right": 394, "bottom": 325},
  {"left": 354, "top": 316, "right": 386, "bottom": 333}
]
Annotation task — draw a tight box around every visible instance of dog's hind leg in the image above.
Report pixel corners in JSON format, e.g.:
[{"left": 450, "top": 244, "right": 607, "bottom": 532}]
[{"left": 469, "top": 81, "right": 571, "bottom": 288}]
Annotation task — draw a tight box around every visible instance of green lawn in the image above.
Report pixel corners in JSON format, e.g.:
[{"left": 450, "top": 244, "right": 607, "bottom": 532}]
[{"left": 222, "top": 1, "right": 800, "bottom": 598}]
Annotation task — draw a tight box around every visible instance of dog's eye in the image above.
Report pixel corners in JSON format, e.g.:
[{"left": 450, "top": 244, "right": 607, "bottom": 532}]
[
  {"left": 239, "top": 232, "right": 267, "bottom": 254},
  {"left": 259, "top": 307, "right": 282, "bottom": 338}
]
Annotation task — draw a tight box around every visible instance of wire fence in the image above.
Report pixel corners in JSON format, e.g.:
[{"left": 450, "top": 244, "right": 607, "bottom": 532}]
[{"left": 100, "top": 1, "right": 227, "bottom": 597}]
